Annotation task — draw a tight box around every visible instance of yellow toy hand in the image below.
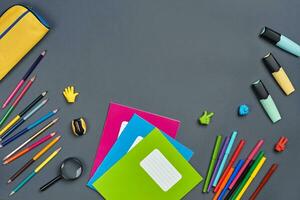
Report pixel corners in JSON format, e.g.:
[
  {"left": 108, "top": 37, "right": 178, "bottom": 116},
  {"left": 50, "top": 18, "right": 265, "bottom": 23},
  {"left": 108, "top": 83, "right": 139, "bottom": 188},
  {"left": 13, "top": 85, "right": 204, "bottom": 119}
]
[{"left": 63, "top": 86, "right": 79, "bottom": 103}]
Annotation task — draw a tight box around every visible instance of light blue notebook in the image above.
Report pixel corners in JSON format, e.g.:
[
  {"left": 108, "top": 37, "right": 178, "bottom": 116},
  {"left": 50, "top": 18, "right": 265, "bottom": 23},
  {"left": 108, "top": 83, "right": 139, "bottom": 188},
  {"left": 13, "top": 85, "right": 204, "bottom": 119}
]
[{"left": 87, "top": 114, "right": 193, "bottom": 189}]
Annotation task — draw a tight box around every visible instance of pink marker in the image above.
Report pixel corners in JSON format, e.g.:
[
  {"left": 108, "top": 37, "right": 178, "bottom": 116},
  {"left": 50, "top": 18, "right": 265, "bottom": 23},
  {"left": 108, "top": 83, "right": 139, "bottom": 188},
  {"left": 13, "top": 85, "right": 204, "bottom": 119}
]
[
  {"left": 2, "top": 51, "right": 46, "bottom": 109},
  {"left": 229, "top": 139, "right": 264, "bottom": 189}
]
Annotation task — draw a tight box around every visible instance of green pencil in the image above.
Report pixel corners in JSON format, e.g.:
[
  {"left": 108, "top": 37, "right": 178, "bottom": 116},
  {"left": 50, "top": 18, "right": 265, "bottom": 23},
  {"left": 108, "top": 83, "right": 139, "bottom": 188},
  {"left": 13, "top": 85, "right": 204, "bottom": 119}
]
[
  {"left": 231, "top": 151, "right": 265, "bottom": 199},
  {"left": 203, "top": 135, "right": 222, "bottom": 192}
]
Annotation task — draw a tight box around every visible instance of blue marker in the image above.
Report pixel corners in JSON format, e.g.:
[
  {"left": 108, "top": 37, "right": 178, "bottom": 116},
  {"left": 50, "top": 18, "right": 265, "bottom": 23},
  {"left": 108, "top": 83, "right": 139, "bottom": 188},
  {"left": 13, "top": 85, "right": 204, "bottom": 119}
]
[
  {"left": 213, "top": 131, "right": 238, "bottom": 186},
  {"left": 0, "top": 109, "right": 58, "bottom": 148},
  {"left": 260, "top": 27, "right": 300, "bottom": 57},
  {"left": 218, "top": 159, "right": 244, "bottom": 200},
  {"left": 0, "top": 99, "right": 48, "bottom": 141}
]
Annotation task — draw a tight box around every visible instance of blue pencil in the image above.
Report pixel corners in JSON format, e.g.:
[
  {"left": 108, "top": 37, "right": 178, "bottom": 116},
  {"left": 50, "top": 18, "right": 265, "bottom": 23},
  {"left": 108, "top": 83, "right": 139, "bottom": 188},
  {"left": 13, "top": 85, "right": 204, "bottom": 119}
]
[
  {"left": 0, "top": 109, "right": 58, "bottom": 148},
  {"left": 218, "top": 159, "right": 244, "bottom": 200},
  {"left": 0, "top": 99, "right": 48, "bottom": 141}
]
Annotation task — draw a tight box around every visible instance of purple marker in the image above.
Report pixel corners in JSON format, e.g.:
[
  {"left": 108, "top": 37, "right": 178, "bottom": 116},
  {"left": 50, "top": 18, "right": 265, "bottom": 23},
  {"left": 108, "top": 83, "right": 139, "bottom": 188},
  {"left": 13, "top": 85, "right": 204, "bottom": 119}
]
[{"left": 207, "top": 136, "right": 230, "bottom": 192}]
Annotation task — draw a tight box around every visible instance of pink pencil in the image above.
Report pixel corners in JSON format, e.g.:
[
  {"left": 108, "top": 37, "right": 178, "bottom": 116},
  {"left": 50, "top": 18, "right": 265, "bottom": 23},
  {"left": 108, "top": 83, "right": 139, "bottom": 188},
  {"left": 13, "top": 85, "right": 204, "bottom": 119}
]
[{"left": 229, "top": 139, "right": 264, "bottom": 189}]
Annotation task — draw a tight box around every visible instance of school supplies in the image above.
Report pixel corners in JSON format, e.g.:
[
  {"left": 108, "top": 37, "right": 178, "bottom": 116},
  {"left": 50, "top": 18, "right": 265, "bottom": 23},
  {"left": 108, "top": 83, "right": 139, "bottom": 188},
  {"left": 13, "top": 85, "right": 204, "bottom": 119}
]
[
  {"left": 238, "top": 104, "right": 250, "bottom": 116},
  {"left": 0, "top": 76, "right": 36, "bottom": 128},
  {"left": 9, "top": 147, "right": 61, "bottom": 196},
  {"left": 63, "top": 86, "right": 79, "bottom": 103},
  {"left": 224, "top": 160, "right": 254, "bottom": 200},
  {"left": 249, "top": 164, "right": 278, "bottom": 200},
  {"left": 208, "top": 136, "right": 230, "bottom": 192},
  {"left": 199, "top": 111, "right": 214, "bottom": 125},
  {"left": 214, "top": 139, "right": 246, "bottom": 193},
  {"left": 93, "top": 129, "right": 202, "bottom": 199},
  {"left": 229, "top": 140, "right": 264, "bottom": 189},
  {"left": 213, "top": 131, "right": 237, "bottom": 186},
  {"left": 260, "top": 26, "right": 300, "bottom": 57},
  {"left": 203, "top": 135, "right": 222, "bottom": 192},
  {"left": 2, "top": 51, "right": 47, "bottom": 109},
  {"left": 8, "top": 135, "right": 61, "bottom": 183},
  {"left": 88, "top": 114, "right": 193, "bottom": 189},
  {"left": 252, "top": 80, "right": 281, "bottom": 123},
  {"left": 0, "top": 109, "right": 58, "bottom": 147},
  {"left": 90, "top": 102, "right": 180, "bottom": 177},
  {"left": 235, "top": 156, "right": 266, "bottom": 200},
  {"left": 275, "top": 136, "right": 288, "bottom": 152},
  {"left": 213, "top": 167, "right": 233, "bottom": 200},
  {"left": 4, "top": 132, "right": 56, "bottom": 164},
  {"left": 71, "top": 117, "right": 87, "bottom": 136},
  {"left": 40, "top": 157, "right": 83, "bottom": 191},
  {"left": 262, "top": 53, "right": 295, "bottom": 95},
  {"left": 218, "top": 160, "right": 244, "bottom": 200},
  {"left": 0, "top": 91, "right": 47, "bottom": 136},
  {"left": 0, "top": 99, "right": 48, "bottom": 141},
  {"left": 3, "top": 118, "right": 59, "bottom": 161},
  {"left": 0, "top": 5, "right": 49, "bottom": 80}
]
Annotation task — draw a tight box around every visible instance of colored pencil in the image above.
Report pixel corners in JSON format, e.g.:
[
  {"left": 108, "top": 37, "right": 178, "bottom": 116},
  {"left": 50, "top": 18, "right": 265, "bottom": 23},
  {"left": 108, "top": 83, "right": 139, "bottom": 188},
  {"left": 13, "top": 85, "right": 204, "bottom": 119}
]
[
  {"left": 0, "top": 99, "right": 48, "bottom": 141},
  {"left": 213, "top": 167, "right": 234, "bottom": 200},
  {"left": 224, "top": 160, "right": 254, "bottom": 200},
  {"left": 214, "top": 139, "right": 246, "bottom": 193},
  {"left": 0, "top": 76, "right": 36, "bottom": 128},
  {"left": 0, "top": 109, "right": 58, "bottom": 148},
  {"left": 230, "top": 152, "right": 265, "bottom": 199},
  {"left": 2, "top": 50, "right": 46, "bottom": 109},
  {"left": 3, "top": 119, "right": 59, "bottom": 161},
  {"left": 249, "top": 163, "right": 278, "bottom": 200},
  {"left": 218, "top": 160, "right": 244, "bottom": 200},
  {"left": 0, "top": 91, "right": 47, "bottom": 136},
  {"left": 203, "top": 135, "right": 222, "bottom": 193},
  {"left": 229, "top": 140, "right": 264, "bottom": 189},
  {"left": 213, "top": 131, "right": 238, "bottom": 187},
  {"left": 8, "top": 135, "right": 61, "bottom": 183},
  {"left": 208, "top": 136, "right": 230, "bottom": 192},
  {"left": 235, "top": 157, "right": 266, "bottom": 200},
  {"left": 4, "top": 132, "right": 56, "bottom": 164},
  {"left": 9, "top": 147, "right": 61, "bottom": 196}
]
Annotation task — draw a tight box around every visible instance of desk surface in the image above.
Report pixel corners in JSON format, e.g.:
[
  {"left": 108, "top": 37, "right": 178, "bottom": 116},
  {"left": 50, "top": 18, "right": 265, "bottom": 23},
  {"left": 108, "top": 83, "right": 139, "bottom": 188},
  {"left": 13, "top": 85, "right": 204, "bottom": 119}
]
[{"left": 0, "top": 0, "right": 299, "bottom": 199}]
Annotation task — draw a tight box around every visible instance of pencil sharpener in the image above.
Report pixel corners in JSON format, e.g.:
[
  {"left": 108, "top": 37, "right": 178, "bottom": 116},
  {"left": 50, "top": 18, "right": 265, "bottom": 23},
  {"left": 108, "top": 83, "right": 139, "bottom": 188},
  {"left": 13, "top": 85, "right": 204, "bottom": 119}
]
[{"left": 71, "top": 118, "right": 87, "bottom": 136}]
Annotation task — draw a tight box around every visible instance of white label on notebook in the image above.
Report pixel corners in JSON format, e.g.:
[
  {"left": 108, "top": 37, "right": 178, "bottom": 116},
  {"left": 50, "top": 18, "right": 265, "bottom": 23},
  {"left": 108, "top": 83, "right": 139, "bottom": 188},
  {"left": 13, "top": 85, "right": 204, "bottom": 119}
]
[
  {"left": 117, "top": 121, "right": 128, "bottom": 138},
  {"left": 128, "top": 136, "right": 143, "bottom": 152},
  {"left": 140, "top": 149, "right": 182, "bottom": 192}
]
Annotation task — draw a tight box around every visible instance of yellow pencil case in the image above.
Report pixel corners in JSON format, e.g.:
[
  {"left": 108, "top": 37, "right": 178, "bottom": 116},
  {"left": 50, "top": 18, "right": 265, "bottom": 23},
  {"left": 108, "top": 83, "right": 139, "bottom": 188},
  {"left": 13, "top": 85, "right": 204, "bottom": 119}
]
[{"left": 0, "top": 5, "right": 49, "bottom": 80}]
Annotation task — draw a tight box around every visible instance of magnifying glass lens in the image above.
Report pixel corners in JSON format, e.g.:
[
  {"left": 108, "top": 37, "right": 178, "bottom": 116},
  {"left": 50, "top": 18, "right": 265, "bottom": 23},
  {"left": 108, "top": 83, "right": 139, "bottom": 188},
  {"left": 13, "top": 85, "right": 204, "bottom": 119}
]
[{"left": 61, "top": 159, "right": 83, "bottom": 180}]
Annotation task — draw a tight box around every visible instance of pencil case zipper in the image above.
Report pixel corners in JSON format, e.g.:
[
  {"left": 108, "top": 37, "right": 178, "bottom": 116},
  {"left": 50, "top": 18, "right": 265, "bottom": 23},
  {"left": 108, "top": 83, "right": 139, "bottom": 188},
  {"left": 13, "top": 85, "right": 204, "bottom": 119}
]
[{"left": 0, "top": 4, "right": 50, "bottom": 40}]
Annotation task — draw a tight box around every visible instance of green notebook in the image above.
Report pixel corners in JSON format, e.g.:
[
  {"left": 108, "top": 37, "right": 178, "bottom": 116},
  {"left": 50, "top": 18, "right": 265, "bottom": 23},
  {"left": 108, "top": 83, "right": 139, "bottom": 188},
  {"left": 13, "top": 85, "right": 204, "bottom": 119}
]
[{"left": 93, "top": 129, "right": 202, "bottom": 200}]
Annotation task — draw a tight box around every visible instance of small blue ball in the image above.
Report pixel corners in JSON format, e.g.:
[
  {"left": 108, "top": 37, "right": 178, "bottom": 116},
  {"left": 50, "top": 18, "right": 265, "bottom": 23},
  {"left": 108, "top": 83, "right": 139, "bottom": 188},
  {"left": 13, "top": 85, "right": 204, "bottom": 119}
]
[{"left": 238, "top": 104, "right": 250, "bottom": 116}]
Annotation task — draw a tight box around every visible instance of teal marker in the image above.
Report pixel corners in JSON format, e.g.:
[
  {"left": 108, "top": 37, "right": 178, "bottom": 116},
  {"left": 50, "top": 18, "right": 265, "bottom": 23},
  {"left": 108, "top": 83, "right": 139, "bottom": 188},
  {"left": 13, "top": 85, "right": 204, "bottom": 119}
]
[{"left": 213, "top": 131, "right": 237, "bottom": 186}]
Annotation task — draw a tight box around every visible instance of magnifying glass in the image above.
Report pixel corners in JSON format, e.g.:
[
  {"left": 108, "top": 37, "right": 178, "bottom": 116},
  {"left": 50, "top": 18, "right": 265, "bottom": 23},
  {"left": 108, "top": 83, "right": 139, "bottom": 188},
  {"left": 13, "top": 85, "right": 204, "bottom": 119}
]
[{"left": 40, "top": 157, "right": 83, "bottom": 191}]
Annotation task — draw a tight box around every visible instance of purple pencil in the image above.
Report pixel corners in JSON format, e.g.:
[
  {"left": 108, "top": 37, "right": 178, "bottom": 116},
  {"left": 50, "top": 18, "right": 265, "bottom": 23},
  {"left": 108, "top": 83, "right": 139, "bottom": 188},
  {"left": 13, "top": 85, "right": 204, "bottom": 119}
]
[{"left": 207, "top": 136, "right": 230, "bottom": 192}]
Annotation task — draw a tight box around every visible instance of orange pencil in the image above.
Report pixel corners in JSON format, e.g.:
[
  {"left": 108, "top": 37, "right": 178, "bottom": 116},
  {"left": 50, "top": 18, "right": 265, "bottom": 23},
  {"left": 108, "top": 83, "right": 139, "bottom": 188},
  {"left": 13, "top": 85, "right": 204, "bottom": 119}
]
[
  {"left": 4, "top": 132, "right": 56, "bottom": 164},
  {"left": 213, "top": 167, "right": 234, "bottom": 200}
]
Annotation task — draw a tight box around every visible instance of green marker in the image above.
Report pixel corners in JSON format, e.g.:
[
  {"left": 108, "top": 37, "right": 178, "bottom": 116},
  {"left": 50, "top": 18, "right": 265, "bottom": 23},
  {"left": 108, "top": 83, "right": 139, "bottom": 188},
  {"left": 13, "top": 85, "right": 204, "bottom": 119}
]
[
  {"left": 203, "top": 135, "right": 222, "bottom": 192},
  {"left": 231, "top": 151, "right": 265, "bottom": 199}
]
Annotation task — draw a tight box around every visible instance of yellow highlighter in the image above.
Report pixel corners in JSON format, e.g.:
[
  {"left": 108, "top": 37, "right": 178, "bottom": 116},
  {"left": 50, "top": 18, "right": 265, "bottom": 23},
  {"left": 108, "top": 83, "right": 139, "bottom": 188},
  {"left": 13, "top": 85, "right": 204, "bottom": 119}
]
[
  {"left": 263, "top": 53, "right": 295, "bottom": 95},
  {"left": 236, "top": 157, "right": 266, "bottom": 200}
]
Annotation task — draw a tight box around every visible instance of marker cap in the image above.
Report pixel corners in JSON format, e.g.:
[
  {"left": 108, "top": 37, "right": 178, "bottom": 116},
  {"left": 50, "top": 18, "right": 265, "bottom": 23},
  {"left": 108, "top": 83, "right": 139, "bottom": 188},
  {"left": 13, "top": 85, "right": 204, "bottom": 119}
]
[{"left": 259, "top": 27, "right": 281, "bottom": 44}]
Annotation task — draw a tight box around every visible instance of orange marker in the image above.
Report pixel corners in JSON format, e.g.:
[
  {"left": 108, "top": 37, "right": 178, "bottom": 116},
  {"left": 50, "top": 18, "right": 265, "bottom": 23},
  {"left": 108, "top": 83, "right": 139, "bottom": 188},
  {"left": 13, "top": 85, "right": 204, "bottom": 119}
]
[{"left": 213, "top": 167, "right": 234, "bottom": 200}]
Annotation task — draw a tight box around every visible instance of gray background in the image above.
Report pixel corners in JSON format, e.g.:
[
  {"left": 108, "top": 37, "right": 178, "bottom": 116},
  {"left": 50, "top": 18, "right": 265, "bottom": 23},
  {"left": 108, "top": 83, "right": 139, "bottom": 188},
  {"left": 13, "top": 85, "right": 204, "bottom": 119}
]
[{"left": 0, "top": 0, "right": 299, "bottom": 199}]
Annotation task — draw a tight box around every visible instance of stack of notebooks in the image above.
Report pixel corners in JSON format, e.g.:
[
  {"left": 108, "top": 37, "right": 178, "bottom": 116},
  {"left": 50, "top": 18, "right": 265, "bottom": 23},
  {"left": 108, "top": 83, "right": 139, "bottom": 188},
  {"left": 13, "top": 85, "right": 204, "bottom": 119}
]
[{"left": 87, "top": 102, "right": 202, "bottom": 199}]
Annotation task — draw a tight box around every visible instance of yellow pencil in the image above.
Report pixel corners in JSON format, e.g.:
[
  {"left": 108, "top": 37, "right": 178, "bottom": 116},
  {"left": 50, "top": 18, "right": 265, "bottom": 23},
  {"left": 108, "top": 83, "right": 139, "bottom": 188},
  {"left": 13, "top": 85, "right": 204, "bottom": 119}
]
[
  {"left": 236, "top": 157, "right": 266, "bottom": 200},
  {"left": 9, "top": 147, "right": 62, "bottom": 196},
  {"left": 0, "top": 115, "right": 20, "bottom": 135}
]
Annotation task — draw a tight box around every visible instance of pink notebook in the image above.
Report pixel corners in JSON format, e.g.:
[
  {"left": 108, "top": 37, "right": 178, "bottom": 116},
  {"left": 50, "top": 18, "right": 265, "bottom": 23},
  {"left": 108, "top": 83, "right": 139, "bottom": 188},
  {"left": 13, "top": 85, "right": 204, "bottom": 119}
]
[{"left": 89, "top": 102, "right": 180, "bottom": 177}]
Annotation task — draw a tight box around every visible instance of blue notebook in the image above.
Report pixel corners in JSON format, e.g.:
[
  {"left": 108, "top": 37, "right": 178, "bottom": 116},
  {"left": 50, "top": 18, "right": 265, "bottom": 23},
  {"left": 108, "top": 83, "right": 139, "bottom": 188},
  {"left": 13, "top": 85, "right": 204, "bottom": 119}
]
[{"left": 87, "top": 114, "right": 193, "bottom": 189}]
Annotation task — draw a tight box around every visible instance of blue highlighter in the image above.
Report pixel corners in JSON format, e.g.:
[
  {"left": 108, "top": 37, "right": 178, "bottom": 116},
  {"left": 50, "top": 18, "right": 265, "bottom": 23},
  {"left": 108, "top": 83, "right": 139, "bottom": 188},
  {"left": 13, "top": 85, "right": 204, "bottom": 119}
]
[
  {"left": 260, "top": 27, "right": 300, "bottom": 57},
  {"left": 252, "top": 80, "right": 281, "bottom": 123}
]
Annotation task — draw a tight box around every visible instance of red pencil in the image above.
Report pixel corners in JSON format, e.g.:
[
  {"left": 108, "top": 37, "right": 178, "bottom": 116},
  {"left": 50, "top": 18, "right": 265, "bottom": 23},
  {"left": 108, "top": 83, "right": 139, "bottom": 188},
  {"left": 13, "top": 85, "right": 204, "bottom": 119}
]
[
  {"left": 249, "top": 163, "right": 278, "bottom": 200},
  {"left": 214, "top": 139, "right": 246, "bottom": 193},
  {"left": 3, "top": 132, "right": 56, "bottom": 164}
]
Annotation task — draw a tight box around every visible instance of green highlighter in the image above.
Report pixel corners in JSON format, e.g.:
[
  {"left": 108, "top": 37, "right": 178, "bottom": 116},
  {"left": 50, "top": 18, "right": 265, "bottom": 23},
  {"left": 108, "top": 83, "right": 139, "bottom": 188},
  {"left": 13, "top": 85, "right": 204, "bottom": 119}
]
[
  {"left": 252, "top": 80, "right": 281, "bottom": 123},
  {"left": 203, "top": 135, "right": 222, "bottom": 192},
  {"left": 93, "top": 129, "right": 202, "bottom": 200},
  {"left": 231, "top": 151, "right": 265, "bottom": 199}
]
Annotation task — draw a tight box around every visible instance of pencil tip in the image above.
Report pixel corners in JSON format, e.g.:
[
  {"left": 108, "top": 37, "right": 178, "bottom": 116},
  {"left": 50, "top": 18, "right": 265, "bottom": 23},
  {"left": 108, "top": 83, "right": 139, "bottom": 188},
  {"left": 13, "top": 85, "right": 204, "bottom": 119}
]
[
  {"left": 42, "top": 91, "right": 48, "bottom": 96},
  {"left": 7, "top": 179, "right": 11, "bottom": 184},
  {"left": 57, "top": 135, "right": 62, "bottom": 139},
  {"left": 31, "top": 76, "right": 36, "bottom": 81},
  {"left": 57, "top": 147, "right": 62, "bottom": 152},
  {"left": 9, "top": 191, "right": 14, "bottom": 196},
  {"left": 2, "top": 105, "right": 6, "bottom": 109},
  {"left": 53, "top": 109, "right": 59, "bottom": 113},
  {"left": 0, "top": 144, "right": 3, "bottom": 148},
  {"left": 41, "top": 50, "right": 47, "bottom": 56},
  {"left": 51, "top": 132, "right": 56, "bottom": 136}
]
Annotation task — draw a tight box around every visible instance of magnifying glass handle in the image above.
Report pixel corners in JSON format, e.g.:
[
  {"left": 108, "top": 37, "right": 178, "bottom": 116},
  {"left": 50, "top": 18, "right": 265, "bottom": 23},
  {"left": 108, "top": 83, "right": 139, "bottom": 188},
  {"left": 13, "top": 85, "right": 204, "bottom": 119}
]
[{"left": 40, "top": 175, "right": 62, "bottom": 192}]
